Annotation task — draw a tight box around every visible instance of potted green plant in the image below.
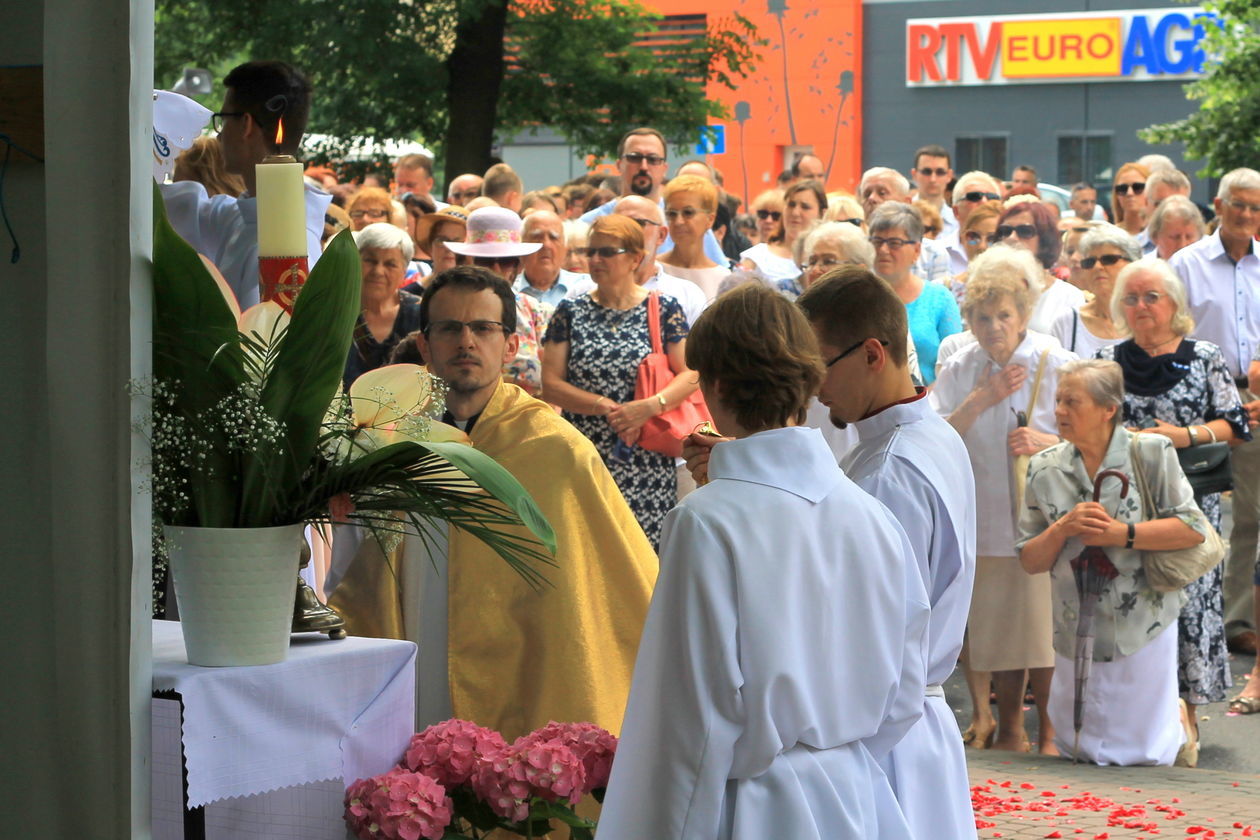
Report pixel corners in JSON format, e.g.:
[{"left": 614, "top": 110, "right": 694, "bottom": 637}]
[{"left": 143, "top": 186, "right": 554, "bottom": 666}]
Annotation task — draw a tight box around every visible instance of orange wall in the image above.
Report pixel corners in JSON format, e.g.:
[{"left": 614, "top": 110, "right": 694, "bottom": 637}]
[{"left": 648, "top": 0, "right": 864, "bottom": 209}]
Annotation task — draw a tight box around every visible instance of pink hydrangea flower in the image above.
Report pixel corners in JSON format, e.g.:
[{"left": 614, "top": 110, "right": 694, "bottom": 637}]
[
  {"left": 529, "top": 721, "right": 619, "bottom": 792},
  {"left": 403, "top": 718, "right": 507, "bottom": 787},
  {"left": 344, "top": 767, "right": 453, "bottom": 840}
]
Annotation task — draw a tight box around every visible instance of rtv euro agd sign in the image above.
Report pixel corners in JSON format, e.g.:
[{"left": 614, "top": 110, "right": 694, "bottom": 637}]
[{"left": 906, "top": 8, "right": 1220, "bottom": 86}]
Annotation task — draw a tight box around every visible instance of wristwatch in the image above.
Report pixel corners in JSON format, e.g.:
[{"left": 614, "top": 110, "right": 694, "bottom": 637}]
[{"left": 1125, "top": 522, "right": 1136, "bottom": 549}]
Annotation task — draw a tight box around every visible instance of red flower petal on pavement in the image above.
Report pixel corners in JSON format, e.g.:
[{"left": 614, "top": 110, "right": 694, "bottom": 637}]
[
  {"left": 1043, "top": 791, "right": 1058, "bottom": 797},
  {"left": 1186, "top": 827, "right": 1205, "bottom": 835},
  {"left": 1046, "top": 833, "right": 1063, "bottom": 838}
]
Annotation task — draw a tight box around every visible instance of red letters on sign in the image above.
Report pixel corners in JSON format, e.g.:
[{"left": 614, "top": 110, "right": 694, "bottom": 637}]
[
  {"left": 966, "top": 22, "right": 1003, "bottom": 78},
  {"left": 908, "top": 23, "right": 943, "bottom": 82}
]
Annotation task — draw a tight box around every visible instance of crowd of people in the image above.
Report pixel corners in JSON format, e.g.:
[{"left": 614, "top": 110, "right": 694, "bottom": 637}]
[{"left": 163, "top": 60, "right": 1260, "bottom": 839}]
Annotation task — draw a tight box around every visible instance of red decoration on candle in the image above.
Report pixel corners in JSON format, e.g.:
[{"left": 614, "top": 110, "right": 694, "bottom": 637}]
[{"left": 260, "top": 256, "right": 308, "bottom": 314}]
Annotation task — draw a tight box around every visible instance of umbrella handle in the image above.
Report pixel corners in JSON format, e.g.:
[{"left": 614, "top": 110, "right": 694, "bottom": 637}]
[{"left": 1092, "top": 469, "right": 1129, "bottom": 502}]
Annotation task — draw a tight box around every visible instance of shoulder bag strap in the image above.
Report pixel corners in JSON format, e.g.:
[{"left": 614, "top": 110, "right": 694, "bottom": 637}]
[
  {"left": 1071, "top": 312, "right": 1079, "bottom": 353},
  {"left": 1025, "top": 347, "right": 1052, "bottom": 419},
  {"left": 646, "top": 290, "right": 663, "bottom": 355},
  {"left": 1128, "top": 436, "right": 1157, "bottom": 521}
]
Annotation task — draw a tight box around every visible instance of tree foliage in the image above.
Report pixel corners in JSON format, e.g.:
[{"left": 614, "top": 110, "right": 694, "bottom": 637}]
[
  {"left": 154, "top": 0, "right": 761, "bottom": 180},
  {"left": 1140, "top": 0, "right": 1260, "bottom": 176}
]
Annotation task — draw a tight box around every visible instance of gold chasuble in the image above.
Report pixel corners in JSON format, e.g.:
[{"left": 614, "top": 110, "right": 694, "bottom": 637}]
[{"left": 332, "top": 381, "right": 658, "bottom": 739}]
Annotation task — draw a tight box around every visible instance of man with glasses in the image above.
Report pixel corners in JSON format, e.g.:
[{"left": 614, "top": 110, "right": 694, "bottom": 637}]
[
  {"left": 162, "top": 60, "right": 331, "bottom": 308},
  {"left": 331, "top": 264, "right": 657, "bottom": 737},
  {"left": 910, "top": 144, "right": 957, "bottom": 239},
  {"left": 446, "top": 173, "right": 484, "bottom": 206},
  {"left": 943, "top": 171, "right": 1005, "bottom": 274},
  {"left": 515, "top": 210, "right": 591, "bottom": 307},
  {"left": 1170, "top": 167, "right": 1260, "bottom": 661}
]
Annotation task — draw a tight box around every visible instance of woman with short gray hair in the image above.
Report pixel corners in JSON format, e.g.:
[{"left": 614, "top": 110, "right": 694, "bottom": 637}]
[
  {"left": 343, "top": 222, "right": 424, "bottom": 390},
  {"left": 1097, "top": 257, "right": 1252, "bottom": 738},
  {"left": 1048, "top": 224, "right": 1136, "bottom": 356},
  {"left": 1147, "top": 195, "right": 1205, "bottom": 261},
  {"left": 1018, "top": 358, "right": 1213, "bottom": 765},
  {"left": 870, "top": 202, "right": 961, "bottom": 384},
  {"left": 798, "top": 220, "right": 875, "bottom": 288}
]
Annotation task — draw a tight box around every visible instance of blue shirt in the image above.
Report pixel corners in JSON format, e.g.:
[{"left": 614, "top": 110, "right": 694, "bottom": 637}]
[
  {"left": 906, "top": 281, "right": 962, "bottom": 385},
  {"left": 513, "top": 268, "right": 593, "bottom": 308}
]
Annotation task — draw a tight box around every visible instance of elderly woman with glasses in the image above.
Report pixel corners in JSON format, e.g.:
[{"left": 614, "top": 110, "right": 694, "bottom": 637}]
[
  {"left": 995, "top": 200, "right": 1086, "bottom": 334},
  {"left": 343, "top": 223, "right": 424, "bottom": 390},
  {"left": 1112, "top": 162, "right": 1153, "bottom": 237},
  {"left": 1096, "top": 258, "right": 1252, "bottom": 734},
  {"left": 869, "top": 202, "right": 962, "bottom": 386},
  {"left": 740, "top": 181, "right": 826, "bottom": 293},
  {"left": 931, "top": 245, "right": 1077, "bottom": 754},
  {"left": 1017, "top": 359, "right": 1211, "bottom": 766},
  {"left": 346, "top": 187, "right": 396, "bottom": 232},
  {"left": 1147, "top": 195, "right": 1206, "bottom": 261},
  {"left": 1048, "top": 224, "right": 1138, "bottom": 357},
  {"left": 657, "top": 174, "right": 730, "bottom": 301},
  {"left": 542, "top": 214, "right": 697, "bottom": 548},
  {"left": 797, "top": 221, "right": 875, "bottom": 289}
]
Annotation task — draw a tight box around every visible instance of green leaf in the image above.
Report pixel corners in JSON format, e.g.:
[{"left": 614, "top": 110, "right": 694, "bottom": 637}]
[{"left": 239, "top": 228, "right": 361, "bottom": 525}]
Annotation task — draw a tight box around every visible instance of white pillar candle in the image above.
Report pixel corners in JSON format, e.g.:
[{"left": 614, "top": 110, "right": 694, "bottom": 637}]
[{"left": 256, "top": 154, "right": 306, "bottom": 258}]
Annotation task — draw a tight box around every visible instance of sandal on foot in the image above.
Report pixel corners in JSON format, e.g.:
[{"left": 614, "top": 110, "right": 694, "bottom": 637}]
[
  {"left": 1176, "top": 699, "right": 1199, "bottom": 768},
  {"left": 1228, "top": 695, "right": 1260, "bottom": 715}
]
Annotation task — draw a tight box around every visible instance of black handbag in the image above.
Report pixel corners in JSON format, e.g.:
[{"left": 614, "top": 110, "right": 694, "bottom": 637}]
[{"left": 1177, "top": 442, "right": 1232, "bottom": 496}]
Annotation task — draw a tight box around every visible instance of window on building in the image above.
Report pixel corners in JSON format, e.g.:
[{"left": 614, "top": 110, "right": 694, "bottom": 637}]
[
  {"left": 1057, "top": 134, "right": 1112, "bottom": 186},
  {"left": 956, "top": 135, "right": 1008, "bottom": 179}
]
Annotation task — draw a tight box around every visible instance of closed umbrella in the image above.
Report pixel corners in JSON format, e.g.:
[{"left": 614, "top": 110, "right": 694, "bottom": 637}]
[{"left": 1068, "top": 468, "right": 1129, "bottom": 763}]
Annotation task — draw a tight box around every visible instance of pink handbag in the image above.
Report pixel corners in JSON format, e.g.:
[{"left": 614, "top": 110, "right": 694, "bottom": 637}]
[{"left": 634, "top": 292, "right": 711, "bottom": 457}]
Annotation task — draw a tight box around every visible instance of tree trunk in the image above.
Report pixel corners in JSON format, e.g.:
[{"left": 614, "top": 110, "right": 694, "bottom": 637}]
[{"left": 443, "top": 0, "right": 508, "bottom": 189}]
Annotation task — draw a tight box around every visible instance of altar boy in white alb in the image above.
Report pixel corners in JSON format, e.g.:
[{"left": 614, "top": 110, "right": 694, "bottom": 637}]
[
  {"left": 160, "top": 60, "right": 330, "bottom": 308},
  {"left": 798, "top": 267, "right": 978, "bottom": 840},
  {"left": 599, "top": 284, "right": 930, "bottom": 840}
]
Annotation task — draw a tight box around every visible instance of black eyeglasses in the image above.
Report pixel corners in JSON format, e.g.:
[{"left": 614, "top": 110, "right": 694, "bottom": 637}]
[
  {"left": 349, "top": 208, "right": 389, "bottom": 221},
  {"left": 424, "top": 320, "right": 510, "bottom": 339},
  {"left": 869, "top": 236, "right": 916, "bottom": 250},
  {"left": 628, "top": 217, "right": 661, "bottom": 228},
  {"left": 756, "top": 209, "right": 782, "bottom": 221},
  {"left": 1080, "top": 253, "right": 1130, "bottom": 269},
  {"left": 622, "top": 152, "right": 666, "bottom": 167},
  {"left": 917, "top": 167, "right": 949, "bottom": 177},
  {"left": 826, "top": 339, "right": 888, "bottom": 367},
  {"left": 995, "top": 224, "right": 1039, "bottom": 240},
  {"left": 210, "top": 111, "right": 246, "bottom": 133},
  {"left": 1114, "top": 182, "right": 1146, "bottom": 195},
  {"left": 472, "top": 256, "right": 520, "bottom": 269},
  {"left": 962, "top": 191, "right": 1001, "bottom": 203},
  {"left": 578, "top": 246, "right": 628, "bottom": 259}
]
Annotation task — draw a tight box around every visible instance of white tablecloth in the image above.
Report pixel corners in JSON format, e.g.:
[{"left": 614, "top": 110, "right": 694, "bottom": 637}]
[{"left": 151, "top": 619, "right": 416, "bottom": 808}]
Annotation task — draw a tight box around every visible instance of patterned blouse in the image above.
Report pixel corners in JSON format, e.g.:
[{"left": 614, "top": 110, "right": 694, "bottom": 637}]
[
  {"left": 343, "top": 289, "right": 423, "bottom": 390},
  {"left": 507, "top": 293, "right": 555, "bottom": 396},
  {"left": 1016, "top": 427, "right": 1209, "bottom": 662}
]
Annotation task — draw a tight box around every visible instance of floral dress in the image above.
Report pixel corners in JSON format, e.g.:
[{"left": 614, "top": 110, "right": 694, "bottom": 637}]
[
  {"left": 1097, "top": 339, "right": 1253, "bottom": 705},
  {"left": 543, "top": 293, "right": 688, "bottom": 548}
]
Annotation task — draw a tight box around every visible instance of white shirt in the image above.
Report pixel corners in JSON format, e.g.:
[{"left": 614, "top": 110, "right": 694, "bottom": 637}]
[
  {"left": 1029, "top": 277, "right": 1086, "bottom": 335},
  {"left": 657, "top": 261, "right": 731, "bottom": 302},
  {"left": 1048, "top": 308, "right": 1124, "bottom": 359},
  {"left": 913, "top": 235, "right": 952, "bottom": 285},
  {"left": 938, "top": 228, "right": 969, "bottom": 276},
  {"left": 598, "top": 426, "right": 928, "bottom": 840},
  {"left": 1169, "top": 230, "right": 1260, "bottom": 378},
  {"left": 843, "top": 395, "right": 977, "bottom": 840},
  {"left": 930, "top": 332, "right": 1077, "bottom": 556},
  {"left": 738, "top": 242, "right": 800, "bottom": 284},
  {"left": 643, "top": 269, "right": 711, "bottom": 329},
  {"left": 160, "top": 181, "right": 331, "bottom": 309}
]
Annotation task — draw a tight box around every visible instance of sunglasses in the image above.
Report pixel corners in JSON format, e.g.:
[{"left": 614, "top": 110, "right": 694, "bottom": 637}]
[
  {"left": 995, "top": 224, "right": 1038, "bottom": 240},
  {"left": 578, "top": 246, "right": 629, "bottom": 259},
  {"left": 1114, "top": 182, "right": 1146, "bottom": 195},
  {"left": 449, "top": 189, "right": 480, "bottom": 202},
  {"left": 964, "top": 232, "right": 987, "bottom": 246},
  {"left": 1080, "top": 253, "right": 1129, "bottom": 269},
  {"left": 665, "top": 207, "right": 706, "bottom": 221},
  {"left": 962, "top": 191, "right": 1000, "bottom": 203},
  {"left": 917, "top": 167, "right": 949, "bottom": 177},
  {"left": 622, "top": 152, "right": 666, "bottom": 167},
  {"left": 472, "top": 256, "right": 520, "bottom": 268},
  {"left": 1121, "top": 291, "right": 1166, "bottom": 307},
  {"left": 756, "top": 209, "right": 782, "bottom": 221},
  {"left": 836, "top": 217, "right": 863, "bottom": 227}
]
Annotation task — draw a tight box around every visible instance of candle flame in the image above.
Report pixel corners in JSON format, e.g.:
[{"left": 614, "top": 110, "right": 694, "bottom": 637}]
[{"left": 275, "top": 117, "right": 284, "bottom": 146}]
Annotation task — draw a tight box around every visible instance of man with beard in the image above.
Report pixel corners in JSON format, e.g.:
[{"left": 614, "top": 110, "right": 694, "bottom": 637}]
[
  {"left": 330, "top": 266, "right": 658, "bottom": 738},
  {"left": 581, "top": 127, "right": 728, "bottom": 265}
]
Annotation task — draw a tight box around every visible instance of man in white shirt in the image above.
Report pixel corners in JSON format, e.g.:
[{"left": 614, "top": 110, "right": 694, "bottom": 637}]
[
  {"left": 910, "top": 144, "right": 958, "bottom": 240},
  {"left": 513, "top": 210, "right": 589, "bottom": 308},
  {"left": 1169, "top": 167, "right": 1260, "bottom": 654},
  {"left": 860, "top": 166, "right": 950, "bottom": 284},
  {"left": 160, "top": 60, "right": 331, "bottom": 309},
  {"left": 941, "top": 171, "right": 1004, "bottom": 275}
]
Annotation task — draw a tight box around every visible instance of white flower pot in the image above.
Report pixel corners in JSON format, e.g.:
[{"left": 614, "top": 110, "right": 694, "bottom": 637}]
[{"left": 164, "top": 524, "right": 303, "bottom": 666}]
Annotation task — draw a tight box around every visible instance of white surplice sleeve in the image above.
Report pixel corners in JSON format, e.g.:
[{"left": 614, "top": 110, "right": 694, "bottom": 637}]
[{"left": 598, "top": 506, "right": 743, "bottom": 840}]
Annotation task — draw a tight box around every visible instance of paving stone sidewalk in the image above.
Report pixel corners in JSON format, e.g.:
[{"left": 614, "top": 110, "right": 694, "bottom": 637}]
[{"left": 966, "top": 750, "right": 1260, "bottom": 839}]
